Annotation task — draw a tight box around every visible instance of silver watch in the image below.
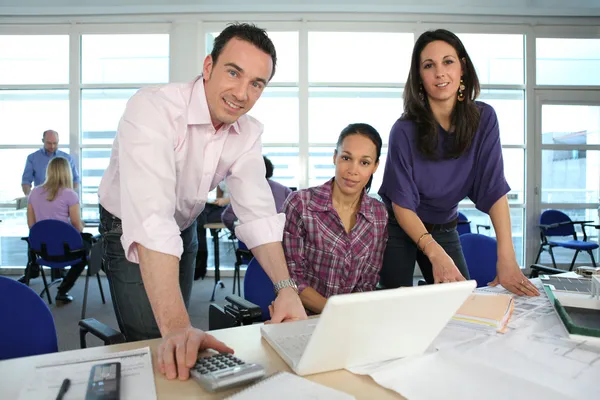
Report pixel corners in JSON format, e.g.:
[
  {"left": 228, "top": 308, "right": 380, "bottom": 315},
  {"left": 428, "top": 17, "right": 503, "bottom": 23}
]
[{"left": 273, "top": 278, "right": 298, "bottom": 295}]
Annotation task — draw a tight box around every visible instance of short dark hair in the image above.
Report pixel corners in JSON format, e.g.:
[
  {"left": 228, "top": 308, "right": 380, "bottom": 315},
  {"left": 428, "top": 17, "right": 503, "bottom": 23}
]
[
  {"left": 336, "top": 123, "right": 383, "bottom": 193},
  {"left": 263, "top": 156, "right": 274, "bottom": 179},
  {"left": 211, "top": 23, "right": 277, "bottom": 80},
  {"left": 403, "top": 29, "right": 481, "bottom": 160}
]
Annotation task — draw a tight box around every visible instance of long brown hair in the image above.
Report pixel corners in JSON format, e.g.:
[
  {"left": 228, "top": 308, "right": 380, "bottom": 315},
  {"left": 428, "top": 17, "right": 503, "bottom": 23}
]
[
  {"left": 43, "top": 157, "right": 72, "bottom": 201},
  {"left": 403, "top": 29, "right": 481, "bottom": 160}
]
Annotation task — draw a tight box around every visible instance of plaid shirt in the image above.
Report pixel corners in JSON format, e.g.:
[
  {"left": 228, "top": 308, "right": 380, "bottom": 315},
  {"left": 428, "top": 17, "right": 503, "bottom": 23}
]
[{"left": 283, "top": 179, "right": 388, "bottom": 298}]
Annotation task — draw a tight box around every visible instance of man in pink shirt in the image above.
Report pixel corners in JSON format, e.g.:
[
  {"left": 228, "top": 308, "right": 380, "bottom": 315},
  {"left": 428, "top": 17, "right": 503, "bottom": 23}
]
[{"left": 98, "top": 23, "right": 306, "bottom": 381}]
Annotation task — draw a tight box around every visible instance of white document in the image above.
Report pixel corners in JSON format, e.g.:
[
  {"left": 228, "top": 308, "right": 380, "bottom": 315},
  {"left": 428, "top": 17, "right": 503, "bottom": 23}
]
[
  {"left": 348, "top": 280, "right": 600, "bottom": 399},
  {"left": 18, "top": 347, "right": 156, "bottom": 400},
  {"left": 227, "top": 371, "right": 354, "bottom": 400}
]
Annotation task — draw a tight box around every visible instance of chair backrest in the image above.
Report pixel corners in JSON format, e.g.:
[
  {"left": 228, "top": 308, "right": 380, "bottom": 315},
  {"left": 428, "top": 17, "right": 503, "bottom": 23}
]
[
  {"left": 28, "top": 219, "right": 85, "bottom": 266},
  {"left": 244, "top": 258, "right": 275, "bottom": 321},
  {"left": 0, "top": 276, "right": 58, "bottom": 360},
  {"left": 457, "top": 212, "right": 472, "bottom": 236},
  {"left": 236, "top": 240, "right": 253, "bottom": 265},
  {"left": 88, "top": 237, "right": 104, "bottom": 275},
  {"left": 459, "top": 233, "right": 498, "bottom": 288},
  {"left": 539, "top": 210, "right": 575, "bottom": 237}
]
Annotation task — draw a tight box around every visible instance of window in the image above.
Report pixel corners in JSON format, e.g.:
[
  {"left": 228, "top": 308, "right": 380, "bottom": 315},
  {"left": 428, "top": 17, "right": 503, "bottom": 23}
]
[
  {"left": 479, "top": 90, "right": 525, "bottom": 145},
  {"left": 457, "top": 34, "right": 524, "bottom": 85},
  {"left": 308, "top": 88, "right": 402, "bottom": 144},
  {"left": 537, "top": 38, "right": 600, "bottom": 86},
  {"left": 81, "top": 89, "right": 137, "bottom": 145},
  {"left": 0, "top": 90, "right": 69, "bottom": 145},
  {"left": 541, "top": 105, "right": 600, "bottom": 204},
  {"left": 81, "top": 34, "right": 170, "bottom": 84},
  {"left": 248, "top": 88, "right": 299, "bottom": 143},
  {"left": 308, "top": 32, "right": 413, "bottom": 83},
  {"left": 0, "top": 35, "right": 69, "bottom": 85}
]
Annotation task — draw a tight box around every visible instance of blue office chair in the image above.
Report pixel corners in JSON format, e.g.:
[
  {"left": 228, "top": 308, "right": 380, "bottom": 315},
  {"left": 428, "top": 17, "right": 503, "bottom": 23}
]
[
  {"left": 28, "top": 220, "right": 106, "bottom": 317},
  {"left": 244, "top": 258, "right": 275, "bottom": 321},
  {"left": 0, "top": 276, "right": 58, "bottom": 360},
  {"left": 233, "top": 240, "right": 253, "bottom": 297},
  {"left": 535, "top": 210, "right": 598, "bottom": 271},
  {"left": 460, "top": 233, "right": 498, "bottom": 288},
  {"left": 457, "top": 212, "right": 491, "bottom": 236}
]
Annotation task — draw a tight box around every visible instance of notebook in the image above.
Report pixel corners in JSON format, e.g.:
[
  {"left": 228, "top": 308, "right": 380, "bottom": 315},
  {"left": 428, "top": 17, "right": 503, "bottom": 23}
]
[
  {"left": 226, "top": 372, "right": 355, "bottom": 400},
  {"left": 451, "top": 293, "right": 514, "bottom": 333}
]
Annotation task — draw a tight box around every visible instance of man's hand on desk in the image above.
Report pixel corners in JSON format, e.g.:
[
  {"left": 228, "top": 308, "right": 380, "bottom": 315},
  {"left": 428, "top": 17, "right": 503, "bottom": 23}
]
[
  {"left": 266, "top": 287, "right": 307, "bottom": 324},
  {"left": 157, "top": 326, "right": 234, "bottom": 381},
  {"left": 488, "top": 257, "right": 540, "bottom": 297}
]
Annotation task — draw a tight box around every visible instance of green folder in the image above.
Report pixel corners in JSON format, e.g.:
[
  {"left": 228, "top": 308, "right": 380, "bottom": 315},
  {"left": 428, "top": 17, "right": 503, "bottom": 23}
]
[{"left": 544, "top": 285, "right": 600, "bottom": 339}]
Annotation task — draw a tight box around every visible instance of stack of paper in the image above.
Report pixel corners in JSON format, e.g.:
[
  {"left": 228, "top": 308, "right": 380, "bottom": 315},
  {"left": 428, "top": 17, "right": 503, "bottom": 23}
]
[{"left": 451, "top": 293, "right": 514, "bottom": 333}]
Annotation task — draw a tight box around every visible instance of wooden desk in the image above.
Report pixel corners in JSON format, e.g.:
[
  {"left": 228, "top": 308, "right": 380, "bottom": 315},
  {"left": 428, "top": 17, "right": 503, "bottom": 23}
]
[{"left": 0, "top": 324, "right": 401, "bottom": 399}]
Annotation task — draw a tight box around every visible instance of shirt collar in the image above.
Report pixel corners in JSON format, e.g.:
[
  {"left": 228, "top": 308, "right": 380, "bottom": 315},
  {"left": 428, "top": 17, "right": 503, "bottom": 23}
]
[
  {"left": 308, "top": 178, "right": 375, "bottom": 223},
  {"left": 187, "top": 75, "right": 241, "bottom": 135},
  {"left": 41, "top": 148, "right": 56, "bottom": 157}
]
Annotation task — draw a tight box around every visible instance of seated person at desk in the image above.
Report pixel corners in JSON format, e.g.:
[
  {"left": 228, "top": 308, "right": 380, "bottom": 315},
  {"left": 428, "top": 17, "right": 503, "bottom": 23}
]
[
  {"left": 221, "top": 155, "right": 292, "bottom": 232},
  {"left": 195, "top": 181, "right": 230, "bottom": 280},
  {"left": 282, "top": 123, "right": 388, "bottom": 314},
  {"left": 27, "top": 157, "right": 87, "bottom": 303}
]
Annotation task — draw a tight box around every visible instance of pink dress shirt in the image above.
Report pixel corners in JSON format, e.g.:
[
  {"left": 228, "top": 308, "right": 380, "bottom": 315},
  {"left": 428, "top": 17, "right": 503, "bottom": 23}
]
[{"left": 98, "top": 76, "right": 283, "bottom": 263}]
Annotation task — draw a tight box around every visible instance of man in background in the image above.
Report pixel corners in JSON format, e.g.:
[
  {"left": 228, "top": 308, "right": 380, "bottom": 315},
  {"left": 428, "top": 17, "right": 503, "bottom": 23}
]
[{"left": 21, "top": 129, "right": 80, "bottom": 195}]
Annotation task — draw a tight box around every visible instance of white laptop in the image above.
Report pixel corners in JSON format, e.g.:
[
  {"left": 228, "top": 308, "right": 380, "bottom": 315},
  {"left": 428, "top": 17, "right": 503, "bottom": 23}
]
[{"left": 261, "top": 280, "right": 476, "bottom": 376}]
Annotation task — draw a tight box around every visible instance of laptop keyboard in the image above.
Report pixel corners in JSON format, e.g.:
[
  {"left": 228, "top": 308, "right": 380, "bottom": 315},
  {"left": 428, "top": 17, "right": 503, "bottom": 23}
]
[{"left": 273, "top": 333, "right": 312, "bottom": 362}]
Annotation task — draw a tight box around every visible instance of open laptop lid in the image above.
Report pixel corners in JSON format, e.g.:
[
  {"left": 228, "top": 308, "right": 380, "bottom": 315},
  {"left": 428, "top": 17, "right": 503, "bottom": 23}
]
[{"left": 293, "top": 280, "right": 476, "bottom": 375}]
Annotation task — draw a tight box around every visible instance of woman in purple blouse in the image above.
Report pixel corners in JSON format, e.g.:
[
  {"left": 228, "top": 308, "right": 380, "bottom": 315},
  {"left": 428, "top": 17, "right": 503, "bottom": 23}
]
[
  {"left": 27, "top": 157, "right": 88, "bottom": 303},
  {"left": 378, "top": 29, "right": 538, "bottom": 296},
  {"left": 283, "top": 123, "right": 388, "bottom": 314}
]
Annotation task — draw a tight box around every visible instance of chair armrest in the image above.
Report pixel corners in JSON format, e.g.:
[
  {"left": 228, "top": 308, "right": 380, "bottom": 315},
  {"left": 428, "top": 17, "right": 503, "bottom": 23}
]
[
  {"left": 224, "top": 295, "right": 263, "bottom": 321},
  {"left": 79, "top": 318, "right": 125, "bottom": 347},
  {"left": 475, "top": 224, "right": 491, "bottom": 234},
  {"left": 529, "top": 264, "right": 565, "bottom": 278}
]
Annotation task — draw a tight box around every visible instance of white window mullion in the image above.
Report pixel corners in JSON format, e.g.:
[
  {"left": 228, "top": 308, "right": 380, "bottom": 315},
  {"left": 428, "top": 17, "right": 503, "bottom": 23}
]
[
  {"left": 69, "top": 27, "right": 82, "bottom": 200},
  {"left": 298, "top": 21, "right": 309, "bottom": 189}
]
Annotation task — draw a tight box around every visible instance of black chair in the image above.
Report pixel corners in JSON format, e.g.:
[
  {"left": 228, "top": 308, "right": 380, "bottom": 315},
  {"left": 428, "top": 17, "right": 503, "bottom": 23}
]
[
  {"left": 535, "top": 210, "right": 598, "bottom": 271},
  {"left": 529, "top": 263, "right": 567, "bottom": 278}
]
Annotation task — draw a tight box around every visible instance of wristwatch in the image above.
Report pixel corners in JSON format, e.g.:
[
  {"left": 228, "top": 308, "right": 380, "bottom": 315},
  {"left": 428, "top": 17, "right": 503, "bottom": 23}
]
[{"left": 273, "top": 279, "right": 298, "bottom": 295}]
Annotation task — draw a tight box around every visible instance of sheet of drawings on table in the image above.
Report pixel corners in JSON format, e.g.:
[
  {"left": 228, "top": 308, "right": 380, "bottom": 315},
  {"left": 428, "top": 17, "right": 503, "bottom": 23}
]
[{"left": 348, "top": 279, "right": 600, "bottom": 400}]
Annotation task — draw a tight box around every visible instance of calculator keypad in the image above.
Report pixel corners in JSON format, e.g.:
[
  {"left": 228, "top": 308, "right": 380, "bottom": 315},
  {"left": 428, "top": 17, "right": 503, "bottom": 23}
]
[{"left": 193, "top": 353, "right": 245, "bottom": 375}]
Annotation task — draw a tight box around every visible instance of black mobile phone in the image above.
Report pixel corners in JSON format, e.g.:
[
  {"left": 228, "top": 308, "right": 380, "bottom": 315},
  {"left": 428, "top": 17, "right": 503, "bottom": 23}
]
[{"left": 85, "top": 362, "right": 121, "bottom": 400}]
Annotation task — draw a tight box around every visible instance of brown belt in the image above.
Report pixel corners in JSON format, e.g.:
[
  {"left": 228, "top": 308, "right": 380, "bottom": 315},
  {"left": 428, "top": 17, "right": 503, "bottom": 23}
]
[{"left": 423, "top": 218, "right": 458, "bottom": 232}]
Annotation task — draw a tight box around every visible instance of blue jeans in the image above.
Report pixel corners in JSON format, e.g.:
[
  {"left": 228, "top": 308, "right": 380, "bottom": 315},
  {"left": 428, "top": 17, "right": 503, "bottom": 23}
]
[
  {"left": 99, "top": 205, "right": 198, "bottom": 341},
  {"left": 379, "top": 216, "right": 470, "bottom": 288}
]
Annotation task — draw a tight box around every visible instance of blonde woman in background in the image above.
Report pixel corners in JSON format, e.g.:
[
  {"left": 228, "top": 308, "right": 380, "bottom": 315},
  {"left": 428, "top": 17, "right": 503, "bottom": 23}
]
[{"left": 27, "top": 156, "right": 87, "bottom": 303}]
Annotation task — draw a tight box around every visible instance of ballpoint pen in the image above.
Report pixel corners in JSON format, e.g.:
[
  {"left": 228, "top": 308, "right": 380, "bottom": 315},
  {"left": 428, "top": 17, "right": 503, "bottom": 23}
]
[{"left": 56, "top": 378, "right": 71, "bottom": 400}]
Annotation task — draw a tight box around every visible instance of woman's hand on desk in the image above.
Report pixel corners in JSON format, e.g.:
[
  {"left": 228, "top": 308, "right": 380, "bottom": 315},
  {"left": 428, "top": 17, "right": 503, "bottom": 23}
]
[
  {"left": 157, "top": 326, "right": 234, "bottom": 381},
  {"left": 488, "top": 257, "right": 540, "bottom": 297}
]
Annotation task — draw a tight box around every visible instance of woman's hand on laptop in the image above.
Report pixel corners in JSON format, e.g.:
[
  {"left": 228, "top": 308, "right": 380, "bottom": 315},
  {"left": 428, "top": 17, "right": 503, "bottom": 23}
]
[{"left": 266, "top": 287, "right": 307, "bottom": 324}]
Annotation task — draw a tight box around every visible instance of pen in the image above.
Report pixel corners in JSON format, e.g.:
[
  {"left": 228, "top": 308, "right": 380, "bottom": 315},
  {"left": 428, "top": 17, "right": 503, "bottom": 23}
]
[{"left": 56, "top": 378, "right": 70, "bottom": 400}]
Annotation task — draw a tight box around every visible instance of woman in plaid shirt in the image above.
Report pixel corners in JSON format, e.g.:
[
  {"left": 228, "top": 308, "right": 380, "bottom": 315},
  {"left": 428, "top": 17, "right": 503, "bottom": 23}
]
[{"left": 282, "top": 123, "right": 388, "bottom": 314}]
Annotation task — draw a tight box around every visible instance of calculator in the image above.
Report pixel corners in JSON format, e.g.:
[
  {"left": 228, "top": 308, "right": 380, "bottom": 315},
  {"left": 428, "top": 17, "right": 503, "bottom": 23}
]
[{"left": 190, "top": 353, "right": 265, "bottom": 392}]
